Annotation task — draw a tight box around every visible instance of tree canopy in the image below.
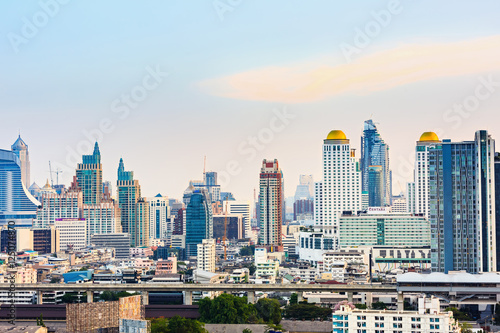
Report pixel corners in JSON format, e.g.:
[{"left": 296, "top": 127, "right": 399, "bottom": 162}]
[{"left": 284, "top": 303, "right": 332, "bottom": 321}]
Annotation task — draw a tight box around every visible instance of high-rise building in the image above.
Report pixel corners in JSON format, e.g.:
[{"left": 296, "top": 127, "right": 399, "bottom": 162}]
[
  {"left": 495, "top": 153, "right": 500, "bottom": 272},
  {"left": 54, "top": 218, "right": 87, "bottom": 251},
  {"left": 135, "top": 198, "right": 150, "bottom": 247},
  {"left": 360, "top": 120, "right": 391, "bottom": 206},
  {"left": 293, "top": 199, "right": 314, "bottom": 221},
  {"left": 0, "top": 149, "right": 40, "bottom": 227},
  {"left": 224, "top": 200, "right": 251, "bottom": 239},
  {"left": 197, "top": 238, "right": 216, "bottom": 273},
  {"left": 11, "top": 135, "right": 30, "bottom": 188},
  {"left": 75, "top": 142, "right": 103, "bottom": 205},
  {"left": 258, "top": 159, "right": 284, "bottom": 247},
  {"left": 391, "top": 193, "right": 407, "bottom": 213},
  {"left": 33, "top": 226, "right": 60, "bottom": 254},
  {"left": 116, "top": 158, "right": 141, "bottom": 246},
  {"left": 368, "top": 165, "right": 383, "bottom": 207},
  {"left": 406, "top": 132, "right": 440, "bottom": 219},
  {"left": 35, "top": 188, "right": 82, "bottom": 228},
  {"left": 429, "top": 131, "right": 496, "bottom": 273},
  {"left": 185, "top": 190, "right": 213, "bottom": 257},
  {"left": 173, "top": 208, "right": 185, "bottom": 236},
  {"left": 213, "top": 214, "right": 243, "bottom": 240},
  {"left": 148, "top": 194, "right": 170, "bottom": 240},
  {"left": 299, "top": 130, "right": 362, "bottom": 263},
  {"left": 294, "top": 175, "right": 314, "bottom": 201},
  {"left": 83, "top": 201, "right": 121, "bottom": 244}
]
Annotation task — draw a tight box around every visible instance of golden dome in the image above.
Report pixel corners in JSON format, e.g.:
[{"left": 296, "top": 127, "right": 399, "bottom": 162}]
[
  {"left": 326, "top": 130, "right": 347, "bottom": 140},
  {"left": 419, "top": 132, "right": 439, "bottom": 142}
]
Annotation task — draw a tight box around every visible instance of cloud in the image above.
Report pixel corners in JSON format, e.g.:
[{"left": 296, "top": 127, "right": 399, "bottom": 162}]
[{"left": 198, "top": 36, "right": 500, "bottom": 103}]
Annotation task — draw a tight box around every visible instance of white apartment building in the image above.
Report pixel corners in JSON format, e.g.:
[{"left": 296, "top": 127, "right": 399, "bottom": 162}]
[
  {"left": 255, "top": 247, "right": 279, "bottom": 280},
  {"left": 35, "top": 190, "right": 82, "bottom": 227},
  {"left": 332, "top": 297, "right": 460, "bottom": 333},
  {"left": 391, "top": 195, "right": 407, "bottom": 213},
  {"left": 148, "top": 194, "right": 171, "bottom": 241},
  {"left": 406, "top": 132, "right": 440, "bottom": 219},
  {"left": 83, "top": 201, "right": 121, "bottom": 245},
  {"left": 54, "top": 218, "right": 87, "bottom": 250},
  {"left": 197, "top": 238, "right": 216, "bottom": 273},
  {"left": 299, "top": 130, "right": 362, "bottom": 263}
]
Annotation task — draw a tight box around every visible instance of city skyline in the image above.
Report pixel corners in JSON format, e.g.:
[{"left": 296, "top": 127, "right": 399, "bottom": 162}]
[{"left": 2, "top": 1, "right": 500, "bottom": 203}]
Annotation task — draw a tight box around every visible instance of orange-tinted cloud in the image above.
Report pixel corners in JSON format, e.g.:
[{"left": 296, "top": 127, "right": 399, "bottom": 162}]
[{"left": 199, "top": 36, "right": 500, "bottom": 103}]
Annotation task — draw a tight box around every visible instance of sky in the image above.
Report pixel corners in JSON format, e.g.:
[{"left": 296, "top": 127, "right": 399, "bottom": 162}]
[{"left": 1, "top": 0, "right": 500, "bottom": 202}]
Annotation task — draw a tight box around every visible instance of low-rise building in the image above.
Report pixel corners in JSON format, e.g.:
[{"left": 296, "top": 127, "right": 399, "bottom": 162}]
[{"left": 332, "top": 297, "right": 460, "bottom": 333}]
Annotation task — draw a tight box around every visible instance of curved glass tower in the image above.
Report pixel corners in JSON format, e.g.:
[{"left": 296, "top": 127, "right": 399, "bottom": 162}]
[
  {"left": 0, "top": 149, "right": 40, "bottom": 227},
  {"left": 185, "top": 190, "right": 212, "bottom": 257}
]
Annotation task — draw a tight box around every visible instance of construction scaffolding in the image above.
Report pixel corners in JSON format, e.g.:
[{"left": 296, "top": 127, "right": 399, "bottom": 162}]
[{"left": 66, "top": 301, "right": 120, "bottom": 333}]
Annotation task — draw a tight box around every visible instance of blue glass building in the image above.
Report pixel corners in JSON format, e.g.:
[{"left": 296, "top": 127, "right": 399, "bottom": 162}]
[
  {"left": 117, "top": 158, "right": 142, "bottom": 246},
  {"left": 185, "top": 190, "right": 212, "bottom": 257},
  {"left": 0, "top": 149, "right": 40, "bottom": 227},
  {"left": 75, "top": 142, "right": 103, "bottom": 205},
  {"left": 360, "top": 120, "right": 391, "bottom": 206},
  {"left": 368, "top": 165, "right": 383, "bottom": 207},
  {"left": 429, "top": 130, "right": 496, "bottom": 273}
]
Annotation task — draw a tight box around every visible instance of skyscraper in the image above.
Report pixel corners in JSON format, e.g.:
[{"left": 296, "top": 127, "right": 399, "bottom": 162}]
[
  {"left": 0, "top": 149, "right": 40, "bottom": 227},
  {"left": 75, "top": 142, "right": 103, "bottom": 205},
  {"left": 136, "top": 198, "right": 150, "bottom": 247},
  {"left": 368, "top": 165, "right": 383, "bottom": 207},
  {"left": 299, "top": 130, "right": 362, "bottom": 263},
  {"left": 429, "top": 130, "right": 496, "bottom": 273},
  {"left": 224, "top": 200, "right": 251, "bottom": 239},
  {"left": 294, "top": 175, "right": 314, "bottom": 201},
  {"left": 185, "top": 190, "right": 212, "bottom": 257},
  {"left": 495, "top": 153, "right": 500, "bottom": 272},
  {"left": 258, "top": 159, "right": 284, "bottom": 247},
  {"left": 11, "top": 135, "right": 30, "bottom": 188},
  {"left": 148, "top": 194, "right": 170, "bottom": 240},
  {"left": 406, "top": 132, "right": 440, "bottom": 219},
  {"left": 117, "top": 158, "right": 141, "bottom": 247},
  {"left": 360, "top": 120, "right": 391, "bottom": 206}
]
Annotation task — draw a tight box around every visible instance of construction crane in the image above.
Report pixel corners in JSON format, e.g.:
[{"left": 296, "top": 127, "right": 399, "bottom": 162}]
[{"left": 48, "top": 161, "right": 63, "bottom": 186}]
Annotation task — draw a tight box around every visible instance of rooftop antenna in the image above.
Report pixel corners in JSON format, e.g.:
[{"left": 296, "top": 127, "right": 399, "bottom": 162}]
[
  {"left": 203, "top": 156, "right": 206, "bottom": 174},
  {"left": 49, "top": 161, "right": 63, "bottom": 186}
]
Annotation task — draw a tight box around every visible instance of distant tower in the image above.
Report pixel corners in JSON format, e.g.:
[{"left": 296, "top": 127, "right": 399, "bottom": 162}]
[
  {"left": 76, "top": 142, "right": 103, "bottom": 205},
  {"left": 258, "top": 159, "right": 284, "bottom": 247},
  {"left": 116, "top": 158, "right": 142, "bottom": 247},
  {"left": 185, "top": 190, "right": 213, "bottom": 257},
  {"left": 406, "top": 132, "right": 440, "bottom": 219},
  {"left": 11, "top": 135, "right": 30, "bottom": 188},
  {"left": 360, "top": 120, "right": 391, "bottom": 206}
]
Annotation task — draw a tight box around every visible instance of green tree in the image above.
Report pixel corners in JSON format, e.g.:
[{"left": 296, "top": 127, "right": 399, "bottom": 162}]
[
  {"left": 242, "top": 329, "right": 253, "bottom": 333},
  {"left": 289, "top": 293, "right": 298, "bottom": 305},
  {"left": 167, "top": 315, "right": 208, "bottom": 333},
  {"left": 445, "top": 307, "right": 472, "bottom": 321},
  {"left": 239, "top": 246, "right": 255, "bottom": 256},
  {"left": 371, "top": 301, "right": 387, "bottom": 310},
  {"left": 199, "top": 294, "right": 258, "bottom": 324},
  {"left": 284, "top": 303, "right": 331, "bottom": 321},
  {"left": 355, "top": 303, "right": 367, "bottom": 309},
  {"left": 150, "top": 317, "right": 169, "bottom": 333},
  {"left": 36, "top": 313, "right": 46, "bottom": 327},
  {"left": 255, "top": 298, "right": 282, "bottom": 325},
  {"left": 61, "top": 293, "right": 78, "bottom": 303},
  {"left": 459, "top": 322, "right": 473, "bottom": 333}
]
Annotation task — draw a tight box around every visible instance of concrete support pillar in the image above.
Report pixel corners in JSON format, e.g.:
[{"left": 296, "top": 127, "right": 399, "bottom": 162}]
[
  {"left": 397, "top": 292, "right": 404, "bottom": 311},
  {"left": 184, "top": 291, "right": 192, "bottom": 305},
  {"left": 297, "top": 291, "right": 304, "bottom": 303},
  {"left": 87, "top": 291, "right": 93, "bottom": 303},
  {"left": 37, "top": 290, "right": 43, "bottom": 305},
  {"left": 365, "top": 292, "right": 373, "bottom": 307},
  {"left": 142, "top": 291, "right": 149, "bottom": 305},
  {"left": 347, "top": 292, "right": 353, "bottom": 303},
  {"left": 247, "top": 291, "right": 255, "bottom": 304}
]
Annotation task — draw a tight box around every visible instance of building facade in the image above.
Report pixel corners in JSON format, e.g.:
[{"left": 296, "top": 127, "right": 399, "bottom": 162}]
[
  {"left": 258, "top": 159, "right": 284, "bottom": 247},
  {"left": 117, "top": 158, "right": 141, "bottom": 247},
  {"left": 75, "top": 142, "right": 103, "bottom": 205},
  {"left": 429, "top": 131, "right": 497, "bottom": 273},
  {"left": 11, "top": 135, "right": 30, "bottom": 188},
  {"left": 197, "top": 238, "right": 216, "bottom": 273},
  {"left": 185, "top": 190, "right": 213, "bottom": 257}
]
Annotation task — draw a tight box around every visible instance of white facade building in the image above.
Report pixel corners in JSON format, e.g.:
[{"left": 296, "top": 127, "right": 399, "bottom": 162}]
[
  {"left": 35, "top": 190, "right": 82, "bottom": 228},
  {"left": 148, "top": 194, "right": 171, "bottom": 241},
  {"left": 299, "top": 130, "right": 362, "bottom": 263},
  {"left": 197, "top": 238, "right": 216, "bottom": 273},
  {"left": 83, "top": 202, "right": 121, "bottom": 245},
  {"left": 55, "top": 218, "right": 87, "bottom": 250},
  {"left": 224, "top": 200, "right": 251, "bottom": 239},
  {"left": 255, "top": 247, "right": 279, "bottom": 280},
  {"left": 332, "top": 297, "right": 460, "bottom": 333},
  {"left": 406, "top": 132, "right": 440, "bottom": 219}
]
